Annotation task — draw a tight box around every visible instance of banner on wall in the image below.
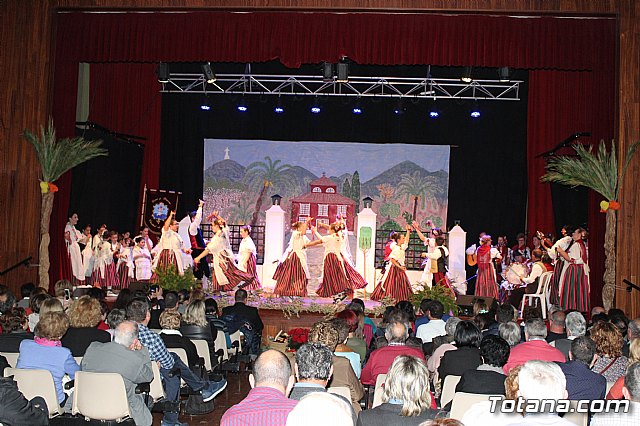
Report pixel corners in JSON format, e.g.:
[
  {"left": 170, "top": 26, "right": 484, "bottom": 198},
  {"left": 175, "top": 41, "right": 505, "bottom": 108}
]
[
  {"left": 140, "top": 185, "right": 181, "bottom": 235},
  {"left": 202, "top": 139, "right": 450, "bottom": 232}
]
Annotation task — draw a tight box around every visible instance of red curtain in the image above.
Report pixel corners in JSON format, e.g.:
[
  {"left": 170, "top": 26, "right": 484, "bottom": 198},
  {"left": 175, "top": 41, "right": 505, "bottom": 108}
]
[{"left": 51, "top": 11, "right": 616, "bottom": 304}]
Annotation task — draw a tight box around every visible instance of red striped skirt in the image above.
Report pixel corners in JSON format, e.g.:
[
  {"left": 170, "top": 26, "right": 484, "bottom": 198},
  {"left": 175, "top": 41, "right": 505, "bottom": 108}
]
[
  {"left": 559, "top": 264, "right": 590, "bottom": 312},
  {"left": 316, "top": 253, "right": 352, "bottom": 297},
  {"left": 475, "top": 263, "right": 499, "bottom": 299},
  {"left": 549, "top": 260, "right": 564, "bottom": 306},
  {"left": 273, "top": 252, "right": 308, "bottom": 297},
  {"left": 66, "top": 252, "right": 85, "bottom": 286},
  {"left": 433, "top": 272, "right": 455, "bottom": 297},
  {"left": 117, "top": 263, "right": 131, "bottom": 290},
  {"left": 242, "top": 253, "right": 262, "bottom": 291},
  {"left": 343, "top": 254, "right": 368, "bottom": 290},
  {"left": 370, "top": 264, "right": 413, "bottom": 302},
  {"left": 151, "top": 249, "right": 178, "bottom": 283},
  {"left": 210, "top": 255, "right": 254, "bottom": 292},
  {"left": 92, "top": 262, "right": 119, "bottom": 289}
]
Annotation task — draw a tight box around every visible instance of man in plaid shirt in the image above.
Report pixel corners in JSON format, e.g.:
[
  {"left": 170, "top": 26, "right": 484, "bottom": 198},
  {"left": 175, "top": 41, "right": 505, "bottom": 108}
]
[{"left": 127, "top": 299, "right": 226, "bottom": 426}]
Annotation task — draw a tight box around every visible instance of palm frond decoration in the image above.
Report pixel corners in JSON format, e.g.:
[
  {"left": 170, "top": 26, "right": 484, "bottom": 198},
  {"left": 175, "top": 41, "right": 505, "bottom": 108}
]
[
  {"left": 23, "top": 118, "right": 108, "bottom": 289},
  {"left": 540, "top": 140, "right": 640, "bottom": 310}
]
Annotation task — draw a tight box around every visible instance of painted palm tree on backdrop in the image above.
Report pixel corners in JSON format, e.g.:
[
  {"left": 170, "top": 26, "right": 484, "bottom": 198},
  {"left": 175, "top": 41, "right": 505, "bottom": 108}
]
[
  {"left": 228, "top": 196, "right": 255, "bottom": 225},
  {"left": 397, "top": 171, "right": 444, "bottom": 221},
  {"left": 541, "top": 140, "right": 639, "bottom": 310},
  {"left": 244, "top": 156, "right": 294, "bottom": 226},
  {"left": 24, "top": 119, "right": 107, "bottom": 289}
]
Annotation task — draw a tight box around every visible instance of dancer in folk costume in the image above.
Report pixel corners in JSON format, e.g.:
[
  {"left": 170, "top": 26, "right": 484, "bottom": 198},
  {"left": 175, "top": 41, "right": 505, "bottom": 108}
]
[
  {"left": 117, "top": 239, "right": 134, "bottom": 289},
  {"left": 546, "top": 227, "right": 572, "bottom": 306},
  {"left": 475, "top": 234, "right": 502, "bottom": 299},
  {"left": 557, "top": 227, "right": 590, "bottom": 312},
  {"left": 273, "top": 217, "right": 320, "bottom": 297},
  {"left": 132, "top": 236, "right": 152, "bottom": 281},
  {"left": 422, "top": 235, "right": 455, "bottom": 296},
  {"left": 106, "top": 231, "right": 123, "bottom": 289},
  {"left": 237, "top": 225, "right": 262, "bottom": 291},
  {"left": 335, "top": 213, "right": 354, "bottom": 266},
  {"left": 64, "top": 213, "right": 85, "bottom": 285},
  {"left": 138, "top": 226, "right": 155, "bottom": 257},
  {"left": 413, "top": 220, "right": 438, "bottom": 287},
  {"left": 151, "top": 211, "right": 192, "bottom": 281},
  {"left": 79, "top": 225, "right": 94, "bottom": 284},
  {"left": 371, "top": 225, "right": 414, "bottom": 302},
  {"left": 314, "top": 222, "right": 367, "bottom": 297},
  {"left": 92, "top": 231, "right": 119, "bottom": 288},
  {"left": 193, "top": 211, "right": 253, "bottom": 292},
  {"left": 189, "top": 200, "right": 211, "bottom": 283}
]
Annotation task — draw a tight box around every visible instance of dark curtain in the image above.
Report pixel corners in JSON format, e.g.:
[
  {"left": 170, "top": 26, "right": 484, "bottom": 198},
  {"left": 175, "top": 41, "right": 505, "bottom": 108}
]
[{"left": 70, "top": 127, "right": 144, "bottom": 234}]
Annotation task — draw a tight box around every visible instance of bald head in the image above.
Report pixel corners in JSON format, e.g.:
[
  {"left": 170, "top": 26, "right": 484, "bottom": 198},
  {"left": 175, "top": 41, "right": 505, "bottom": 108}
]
[
  {"left": 114, "top": 320, "right": 139, "bottom": 348},
  {"left": 252, "top": 350, "right": 293, "bottom": 392},
  {"left": 385, "top": 321, "right": 408, "bottom": 344}
]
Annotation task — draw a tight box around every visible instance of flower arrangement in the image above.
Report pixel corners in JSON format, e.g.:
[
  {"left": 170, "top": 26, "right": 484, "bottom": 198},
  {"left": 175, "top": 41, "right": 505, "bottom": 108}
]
[{"left": 287, "top": 328, "right": 309, "bottom": 351}]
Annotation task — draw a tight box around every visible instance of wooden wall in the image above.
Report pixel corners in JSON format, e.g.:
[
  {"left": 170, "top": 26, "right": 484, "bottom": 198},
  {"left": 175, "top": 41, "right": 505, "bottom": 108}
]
[{"left": 2, "top": 1, "right": 638, "bottom": 316}]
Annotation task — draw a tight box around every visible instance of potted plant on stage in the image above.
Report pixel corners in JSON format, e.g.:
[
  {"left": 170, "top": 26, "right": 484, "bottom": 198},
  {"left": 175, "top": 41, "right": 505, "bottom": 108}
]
[
  {"left": 24, "top": 119, "right": 107, "bottom": 289},
  {"left": 154, "top": 264, "right": 196, "bottom": 293},
  {"left": 541, "top": 140, "right": 639, "bottom": 310},
  {"left": 411, "top": 284, "right": 459, "bottom": 316}
]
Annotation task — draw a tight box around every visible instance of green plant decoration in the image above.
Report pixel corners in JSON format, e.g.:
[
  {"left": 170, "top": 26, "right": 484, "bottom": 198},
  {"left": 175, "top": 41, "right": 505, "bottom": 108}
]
[
  {"left": 410, "top": 284, "right": 459, "bottom": 316},
  {"left": 154, "top": 264, "right": 196, "bottom": 292}
]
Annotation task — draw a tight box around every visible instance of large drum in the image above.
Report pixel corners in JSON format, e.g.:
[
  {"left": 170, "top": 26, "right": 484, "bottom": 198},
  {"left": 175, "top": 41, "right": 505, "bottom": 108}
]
[{"left": 505, "top": 262, "right": 528, "bottom": 286}]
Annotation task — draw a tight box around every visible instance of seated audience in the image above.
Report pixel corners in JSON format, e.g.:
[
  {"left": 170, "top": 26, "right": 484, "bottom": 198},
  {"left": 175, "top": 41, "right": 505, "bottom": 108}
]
[
  {"left": 336, "top": 309, "right": 366, "bottom": 362},
  {"left": 0, "top": 307, "right": 33, "bottom": 352},
  {"left": 361, "top": 321, "right": 425, "bottom": 386},
  {"left": 287, "top": 392, "right": 354, "bottom": 426},
  {"left": 546, "top": 310, "right": 567, "bottom": 342},
  {"left": 592, "top": 362, "right": 640, "bottom": 426},
  {"left": 507, "top": 360, "right": 573, "bottom": 425},
  {"left": 0, "top": 285, "right": 16, "bottom": 314},
  {"left": 557, "top": 336, "right": 606, "bottom": 400},
  {"left": 160, "top": 310, "right": 199, "bottom": 369},
  {"left": 17, "top": 312, "right": 80, "bottom": 406},
  {"left": 427, "top": 317, "right": 460, "bottom": 383},
  {"left": 485, "top": 304, "right": 517, "bottom": 336},
  {"left": 503, "top": 318, "right": 565, "bottom": 373},
  {"left": 349, "top": 298, "right": 377, "bottom": 334},
  {"left": 164, "top": 291, "right": 180, "bottom": 313},
  {"left": 590, "top": 320, "right": 629, "bottom": 382},
  {"left": 82, "top": 321, "right": 154, "bottom": 426},
  {"left": 623, "top": 318, "right": 640, "bottom": 357},
  {"left": 414, "top": 298, "right": 433, "bottom": 329},
  {"left": 608, "top": 339, "right": 640, "bottom": 399},
  {"left": 61, "top": 295, "right": 111, "bottom": 356},
  {"left": 431, "top": 317, "right": 461, "bottom": 353},
  {"left": 551, "top": 311, "right": 586, "bottom": 360},
  {"left": 221, "top": 349, "right": 297, "bottom": 426},
  {"left": 106, "top": 308, "right": 126, "bottom": 339},
  {"left": 309, "top": 321, "right": 364, "bottom": 413},
  {"left": 39, "top": 297, "right": 64, "bottom": 316},
  {"left": 416, "top": 300, "right": 446, "bottom": 343},
  {"left": 0, "top": 375, "right": 49, "bottom": 425},
  {"left": 17, "top": 282, "right": 36, "bottom": 309},
  {"left": 438, "top": 320, "right": 483, "bottom": 386},
  {"left": 499, "top": 321, "right": 521, "bottom": 348},
  {"left": 456, "top": 334, "right": 509, "bottom": 395},
  {"left": 289, "top": 342, "right": 356, "bottom": 423},
  {"left": 180, "top": 299, "right": 217, "bottom": 366},
  {"left": 357, "top": 355, "right": 437, "bottom": 426},
  {"left": 221, "top": 289, "right": 263, "bottom": 354},
  {"left": 27, "top": 292, "right": 50, "bottom": 332},
  {"left": 53, "top": 279, "right": 72, "bottom": 308},
  {"left": 113, "top": 288, "right": 133, "bottom": 310},
  {"left": 330, "top": 317, "right": 362, "bottom": 378}
]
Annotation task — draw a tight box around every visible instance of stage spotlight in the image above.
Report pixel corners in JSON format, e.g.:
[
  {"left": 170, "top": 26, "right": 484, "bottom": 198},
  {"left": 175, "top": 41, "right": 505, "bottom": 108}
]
[
  {"left": 311, "top": 106, "right": 321, "bottom": 114},
  {"left": 336, "top": 59, "right": 349, "bottom": 83},
  {"left": 156, "top": 62, "right": 170, "bottom": 83},
  {"left": 237, "top": 98, "right": 248, "bottom": 112},
  {"left": 322, "top": 62, "right": 334, "bottom": 82},
  {"left": 274, "top": 97, "right": 285, "bottom": 114},
  {"left": 202, "top": 63, "right": 216, "bottom": 83},
  {"left": 498, "top": 67, "right": 511, "bottom": 82},
  {"left": 429, "top": 110, "right": 439, "bottom": 118},
  {"left": 200, "top": 96, "right": 212, "bottom": 111},
  {"left": 470, "top": 102, "right": 481, "bottom": 118},
  {"left": 393, "top": 98, "right": 405, "bottom": 115},
  {"left": 352, "top": 98, "right": 363, "bottom": 115},
  {"left": 427, "top": 99, "right": 439, "bottom": 118},
  {"left": 461, "top": 66, "right": 473, "bottom": 83}
]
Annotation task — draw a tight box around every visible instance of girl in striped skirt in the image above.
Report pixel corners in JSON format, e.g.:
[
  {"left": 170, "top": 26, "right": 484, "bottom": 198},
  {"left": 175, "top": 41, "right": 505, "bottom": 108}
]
[
  {"left": 237, "top": 225, "right": 262, "bottom": 291},
  {"left": 547, "top": 231, "right": 572, "bottom": 306},
  {"left": 557, "top": 227, "right": 590, "bottom": 312},
  {"left": 474, "top": 234, "right": 502, "bottom": 299},
  {"left": 116, "top": 239, "right": 134, "bottom": 289},
  {"left": 371, "top": 226, "right": 414, "bottom": 302},
  {"left": 92, "top": 231, "right": 119, "bottom": 288},
  {"left": 273, "top": 217, "right": 321, "bottom": 297},
  {"left": 193, "top": 211, "right": 253, "bottom": 292},
  {"left": 151, "top": 211, "right": 192, "bottom": 283}
]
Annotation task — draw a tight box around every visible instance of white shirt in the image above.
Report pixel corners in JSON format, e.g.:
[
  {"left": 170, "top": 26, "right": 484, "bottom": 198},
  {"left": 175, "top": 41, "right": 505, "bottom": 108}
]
[
  {"left": 188, "top": 206, "right": 202, "bottom": 236},
  {"left": 389, "top": 241, "right": 409, "bottom": 266},
  {"left": 416, "top": 319, "right": 446, "bottom": 343},
  {"left": 158, "top": 228, "right": 185, "bottom": 251},
  {"left": 521, "top": 262, "right": 546, "bottom": 285}
]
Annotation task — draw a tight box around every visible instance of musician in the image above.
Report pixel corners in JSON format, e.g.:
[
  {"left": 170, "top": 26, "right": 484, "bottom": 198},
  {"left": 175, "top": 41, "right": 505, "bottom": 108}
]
[
  {"left": 511, "top": 233, "right": 531, "bottom": 263},
  {"left": 546, "top": 228, "right": 573, "bottom": 306},
  {"left": 475, "top": 235, "right": 502, "bottom": 298},
  {"left": 506, "top": 249, "right": 545, "bottom": 308}
]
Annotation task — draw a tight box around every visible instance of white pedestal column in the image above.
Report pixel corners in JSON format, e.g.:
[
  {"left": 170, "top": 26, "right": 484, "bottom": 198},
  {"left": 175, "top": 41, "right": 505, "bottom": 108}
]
[
  {"left": 356, "top": 208, "right": 377, "bottom": 294},
  {"left": 448, "top": 224, "right": 467, "bottom": 294},
  {"left": 262, "top": 205, "right": 286, "bottom": 291}
]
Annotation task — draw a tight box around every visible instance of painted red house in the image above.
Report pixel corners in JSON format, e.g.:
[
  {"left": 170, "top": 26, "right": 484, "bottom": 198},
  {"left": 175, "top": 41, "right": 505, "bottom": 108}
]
[{"left": 290, "top": 173, "right": 356, "bottom": 230}]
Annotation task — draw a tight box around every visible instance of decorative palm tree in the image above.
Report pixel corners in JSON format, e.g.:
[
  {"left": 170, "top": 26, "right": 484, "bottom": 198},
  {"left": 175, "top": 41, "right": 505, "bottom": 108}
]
[
  {"left": 24, "top": 119, "right": 107, "bottom": 289},
  {"left": 397, "top": 172, "right": 443, "bottom": 219},
  {"left": 541, "top": 140, "right": 639, "bottom": 310},
  {"left": 244, "top": 156, "right": 293, "bottom": 226}
]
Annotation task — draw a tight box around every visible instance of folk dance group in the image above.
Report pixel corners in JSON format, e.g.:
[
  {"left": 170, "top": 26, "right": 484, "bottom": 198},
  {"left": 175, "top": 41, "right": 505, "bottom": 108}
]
[{"left": 468, "top": 226, "right": 590, "bottom": 313}]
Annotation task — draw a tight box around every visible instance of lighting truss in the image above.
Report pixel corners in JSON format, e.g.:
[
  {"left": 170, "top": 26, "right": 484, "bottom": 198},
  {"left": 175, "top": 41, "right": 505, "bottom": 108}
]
[{"left": 160, "top": 73, "right": 522, "bottom": 101}]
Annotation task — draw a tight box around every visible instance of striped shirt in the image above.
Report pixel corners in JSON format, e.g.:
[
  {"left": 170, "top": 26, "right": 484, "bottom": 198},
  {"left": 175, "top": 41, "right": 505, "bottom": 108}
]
[{"left": 220, "top": 386, "right": 297, "bottom": 426}]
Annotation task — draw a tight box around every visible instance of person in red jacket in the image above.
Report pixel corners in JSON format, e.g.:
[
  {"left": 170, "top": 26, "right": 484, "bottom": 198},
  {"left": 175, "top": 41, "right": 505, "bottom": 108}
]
[{"left": 503, "top": 317, "right": 565, "bottom": 373}]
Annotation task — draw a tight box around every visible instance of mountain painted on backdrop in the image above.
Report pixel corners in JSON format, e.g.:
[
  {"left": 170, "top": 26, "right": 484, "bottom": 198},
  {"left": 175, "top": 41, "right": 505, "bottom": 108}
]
[
  {"left": 360, "top": 160, "right": 448, "bottom": 199},
  {"left": 204, "top": 159, "right": 246, "bottom": 181}
]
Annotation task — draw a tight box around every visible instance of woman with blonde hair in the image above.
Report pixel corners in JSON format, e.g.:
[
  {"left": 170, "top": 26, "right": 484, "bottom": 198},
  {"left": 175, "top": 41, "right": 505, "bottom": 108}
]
[
  {"left": 607, "top": 339, "right": 640, "bottom": 399},
  {"left": 357, "top": 355, "right": 437, "bottom": 425},
  {"left": 60, "top": 295, "right": 110, "bottom": 356},
  {"left": 39, "top": 298, "right": 64, "bottom": 316},
  {"left": 180, "top": 299, "right": 216, "bottom": 364}
]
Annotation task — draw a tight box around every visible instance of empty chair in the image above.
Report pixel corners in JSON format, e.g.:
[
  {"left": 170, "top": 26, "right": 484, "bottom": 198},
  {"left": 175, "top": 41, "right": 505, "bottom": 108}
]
[
  {"left": 191, "top": 339, "right": 213, "bottom": 372},
  {"left": 328, "top": 386, "right": 351, "bottom": 401},
  {"left": 228, "top": 330, "right": 243, "bottom": 356},
  {"left": 0, "top": 352, "right": 19, "bottom": 369},
  {"left": 450, "top": 392, "right": 494, "bottom": 420},
  {"left": 371, "top": 373, "right": 387, "bottom": 408},
  {"left": 72, "top": 371, "right": 131, "bottom": 422},
  {"left": 148, "top": 361, "right": 165, "bottom": 403},
  {"left": 4, "top": 368, "right": 63, "bottom": 418},
  {"left": 440, "top": 374, "right": 461, "bottom": 408},
  {"left": 214, "top": 332, "right": 229, "bottom": 361},
  {"left": 520, "top": 272, "right": 552, "bottom": 319}
]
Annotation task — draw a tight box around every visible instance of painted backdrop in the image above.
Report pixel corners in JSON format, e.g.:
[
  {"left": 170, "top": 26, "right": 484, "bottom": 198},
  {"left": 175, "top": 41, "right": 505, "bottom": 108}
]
[{"left": 203, "top": 139, "right": 450, "bottom": 231}]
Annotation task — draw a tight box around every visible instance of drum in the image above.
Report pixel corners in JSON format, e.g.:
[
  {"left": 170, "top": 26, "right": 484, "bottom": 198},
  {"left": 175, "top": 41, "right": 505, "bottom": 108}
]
[{"left": 505, "top": 262, "right": 528, "bottom": 286}]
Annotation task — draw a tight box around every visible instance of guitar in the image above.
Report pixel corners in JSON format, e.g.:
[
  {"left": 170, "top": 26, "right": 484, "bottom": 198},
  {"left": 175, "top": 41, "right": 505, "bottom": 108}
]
[{"left": 467, "top": 253, "right": 477, "bottom": 266}]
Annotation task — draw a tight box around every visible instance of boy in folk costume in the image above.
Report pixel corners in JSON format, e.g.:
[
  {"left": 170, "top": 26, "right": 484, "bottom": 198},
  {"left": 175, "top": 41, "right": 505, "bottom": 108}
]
[
  {"left": 189, "top": 199, "right": 211, "bottom": 283},
  {"left": 412, "top": 220, "right": 438, "bottom": 287},
  {"left": 370, "top": 225, "right": 414, "bottom": 302},
  {"left": 421, "top": 235, "right": 455, "bottom": 297},
  {"left": 132, "top": 236, "right": 152, "bottom": 281},
  {"left": 556, "top": 227, "right": 590, "bottom": 312},
  {"left": 237, "top": 225, "right": 262, "bottom": 291},
  {"left": 475, "top": 234, "right": 502, "bottom": 298}
]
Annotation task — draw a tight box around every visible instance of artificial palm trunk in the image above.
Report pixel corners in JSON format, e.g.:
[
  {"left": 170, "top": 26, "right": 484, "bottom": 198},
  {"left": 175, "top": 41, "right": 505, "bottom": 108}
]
[
  {"left": 250, "top": 180, "right": 269, "bottom": 227},
  {"left": 602, "top": 209, "right": 616, "bottom": 310},
  {"left": 38, "top": 192, "right": 55, "bottom": 289}
]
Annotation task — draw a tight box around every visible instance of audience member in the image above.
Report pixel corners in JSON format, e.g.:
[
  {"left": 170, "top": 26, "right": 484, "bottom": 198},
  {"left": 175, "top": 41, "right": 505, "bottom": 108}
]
[
  {"left": 438, "top": 320, "right": 483, "bottom": 386},
  {"left": 53, "top": 279, "right": 72, "bottom": 308},
  {"left": 27, "top": 292, "right": 50, "bottom": 332},
  {"left": 591, "top": 306, "right": 606, "bottom": 317},
  {"left": 221, "top": 349, "right": 297, "bottom": 426},
  {"left": 221, "top": 289, "right": 263, "bottom": 354},
  {"left": 17, "top": 282, "right": 36, "bottom": 309},
  {"left": 357, "top": 355, "right": 437, "bottom": 426},
  {"left": 427, "top": 317, "right": 460, "bottom": 383},
  {"left": 61, "top": 295, "right": 111, "bottom": 356},
  {"left": 361, "top": 321, "right": 425, "bottom": 386},
  {"left": 415, "top": 298, "right": 433, "bottom": 329},
  {"left": 308, "top": 321, "right": 364, "bottom": 412},
  {"left": 349, "top": 298, "right": 377, "bottom": 333},
  {"left": 180, "top": 299, "right": 217, "bottom": 365},
  {"left": 503, "top": 318, "right": 565, "bottom": 373},
  {"left": 0, "top": 375, "right": 49, "bottom": 425},
  {"left": 0, "top": 307, "right": 33, "bottom": 352},
  {"left": 287, "top": 392, "right": 354, "bottom": 426},
  {"left": 592, "top": 362, "right": 640, "bottom": 426},
  {"left": 336, "top": 309, "right": 366, "bottom": 362},
  {"left": 17, "top": 312, "right": 80, "bottom": 406},
  {"left": 106, "top": 308, "right": 126, "bottom": 339},
  {"left": 608, "top": 339, "right": 640, "bottom": 399},
  {"left": 546, "top": 310, "right": 567, "bottom": 342},
  {"left": 82, "top": 321, "right": 154, "bottom": 426},
  {"left": 159, "top": 310, "right": 199, "bottom": 369},
  {"left": 177, "top": 289, "right": 189, "bottom": 314},
  {"left": 552, "top": 311, "right": 586, "bottom": 360},
  {"left": 608, "top": 308, "right": 629, "bottom": 339},
  {"left": 623, "top": 318, "right": 640, "bottom": 357},
  {"left": 164, "top": 291, "right": 179, "bottom": 312},
  {"left": 485, "top": 304, "right": 517, "bottom": 336},
  {"left": 416, "top": 300, "right": 446, "bottom": 343},
  {"left": 456, "top": 334, "right": 510, "bottom": 395},
  {"left": 39, "top": 298, "right": 64, "bottom": 316},
  {"left": 431, "top": 317, "right": 461, "bottom": 354},
  {"left": 590, "top": 312, "right": 610, "bottom": 329},
  {"left": 557, "top": 336, "right": 606, "bottom": 400},
  {"left": 204, "top": 297, "right": 226, "bottom": 340},
  {"left": 113, "top": 288, "right": 134, "bottom": 310},
  {"left": 330, "top": 317, "right": 362, "bottom": 378},
  {"left": 590, "top": 321, "right": 629, "bottom": 382},
  {"left": 499, "top": 321, "right": 521, "bottom": 348},
  {"left": 0, "top": 285, "right": 17, "bottom": 314}
]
